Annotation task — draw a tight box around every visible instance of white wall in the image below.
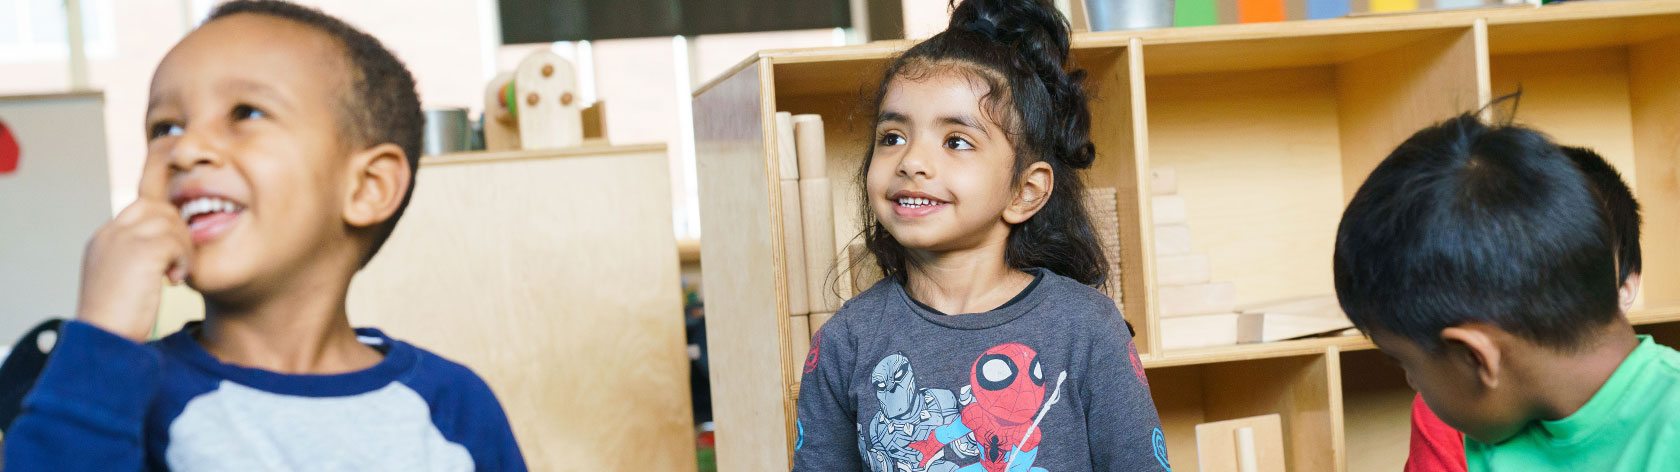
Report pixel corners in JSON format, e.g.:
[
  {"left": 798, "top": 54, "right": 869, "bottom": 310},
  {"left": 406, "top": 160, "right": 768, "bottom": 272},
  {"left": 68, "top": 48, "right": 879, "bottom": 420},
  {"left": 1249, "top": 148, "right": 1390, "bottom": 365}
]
[{"left": 0, "top": 94, "right": 111, "bottom": 340}]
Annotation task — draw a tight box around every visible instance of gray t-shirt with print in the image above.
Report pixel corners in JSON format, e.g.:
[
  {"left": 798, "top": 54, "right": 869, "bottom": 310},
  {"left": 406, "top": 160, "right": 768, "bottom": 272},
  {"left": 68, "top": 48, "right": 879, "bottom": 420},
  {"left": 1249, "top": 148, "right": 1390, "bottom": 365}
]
[{"left": 793, "top": 269, "right": 1171, "bottom": 472}]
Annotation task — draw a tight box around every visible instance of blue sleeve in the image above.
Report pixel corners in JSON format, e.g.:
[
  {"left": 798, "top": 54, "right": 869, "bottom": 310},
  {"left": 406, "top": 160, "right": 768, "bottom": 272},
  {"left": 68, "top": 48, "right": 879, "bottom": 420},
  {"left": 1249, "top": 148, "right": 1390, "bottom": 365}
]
[
  {"left": 4, "top": 321, "right": 162, "bottom": 470},
  {"left": 405, "top": 351, "right": 528, "bottom": 472},
  {"left": 792, "top": 315, "right": 863, "bottom": 471}
]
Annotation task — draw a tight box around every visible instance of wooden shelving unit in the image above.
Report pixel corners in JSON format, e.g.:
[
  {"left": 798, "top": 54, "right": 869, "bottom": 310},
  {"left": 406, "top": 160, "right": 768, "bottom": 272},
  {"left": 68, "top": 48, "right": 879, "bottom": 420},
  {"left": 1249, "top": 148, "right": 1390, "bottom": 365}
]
[{"left": 692, "top": 3, "right": 1680, "bottom": 470}]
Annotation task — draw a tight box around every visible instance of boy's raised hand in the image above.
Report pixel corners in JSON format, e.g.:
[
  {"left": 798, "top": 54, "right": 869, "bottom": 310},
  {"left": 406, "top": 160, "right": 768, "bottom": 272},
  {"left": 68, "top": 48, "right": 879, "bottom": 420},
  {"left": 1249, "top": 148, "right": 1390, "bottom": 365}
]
[{"left": 75, "top": 160, "right": 190, "bottom": 341}]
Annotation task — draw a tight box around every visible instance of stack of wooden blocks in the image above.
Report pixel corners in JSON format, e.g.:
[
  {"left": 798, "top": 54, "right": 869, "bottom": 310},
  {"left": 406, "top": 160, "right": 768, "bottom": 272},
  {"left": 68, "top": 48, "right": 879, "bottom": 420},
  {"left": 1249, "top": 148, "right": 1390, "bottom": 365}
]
[
  {"left": 1083, "top": 187, "right": 1126, "bottom": 311},
  {"left": 1150, "top": 167, "right": 1250, "bottom": 350},
  {"left": 775, "top": 112, "right": 848, "bottom": 384}
]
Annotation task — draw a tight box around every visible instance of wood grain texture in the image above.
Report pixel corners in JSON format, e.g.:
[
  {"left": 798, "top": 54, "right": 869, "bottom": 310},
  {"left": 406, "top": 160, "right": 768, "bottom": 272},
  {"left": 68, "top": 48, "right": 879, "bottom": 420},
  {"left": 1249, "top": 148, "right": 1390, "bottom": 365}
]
[
  {"left": 793, "top": 114, "right": 829, "bottom": 179},
  {"left": 1337, "top": 28, "right": 1482, "bottom": 202},
  {"left": 346, "top": 145, "right": 694, "bottom": 472},
  {"left": 781, "top": 180, "right": 811, "bottom": 316},
  {"left": 1195, "top": 414, "right": 1286, "bottom": 472},
  {"left": 693, "top": 59, "right": 795, "bottom": 470},
  {"left": 800, "top": 178, "right": 843, "bottom": 313},
  {"left": 514, "top": 52, "right": 584, "bottom": 150},
  {"left": 1626, "top": 33, "right": 1680, "bottom": 311}
]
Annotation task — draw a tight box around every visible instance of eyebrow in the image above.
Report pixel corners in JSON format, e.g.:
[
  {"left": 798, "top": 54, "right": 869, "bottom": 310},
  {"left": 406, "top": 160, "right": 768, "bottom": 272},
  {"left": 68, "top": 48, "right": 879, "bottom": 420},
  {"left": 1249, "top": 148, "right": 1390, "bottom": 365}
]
[
  {"left": 146, "top": 78, "right": 292, "bottom": 116},
  {"left": 875, "top": 110, "right": 992, "bottom": 138}
]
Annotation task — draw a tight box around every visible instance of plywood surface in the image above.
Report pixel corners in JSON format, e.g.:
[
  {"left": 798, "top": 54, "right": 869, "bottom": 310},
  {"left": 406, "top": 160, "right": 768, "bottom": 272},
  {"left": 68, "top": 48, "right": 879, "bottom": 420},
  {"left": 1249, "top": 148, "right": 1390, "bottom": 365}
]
[{"left": 346, "top": 146, "right": 694, "bottom": 472}]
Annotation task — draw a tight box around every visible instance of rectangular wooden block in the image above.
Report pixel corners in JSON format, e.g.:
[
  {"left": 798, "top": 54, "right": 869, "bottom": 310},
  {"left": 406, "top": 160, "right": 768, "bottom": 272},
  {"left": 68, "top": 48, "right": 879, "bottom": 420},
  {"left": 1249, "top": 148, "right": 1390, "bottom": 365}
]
[
  {"left": 1195, "top": 414, "right": 1286, "bottom": 472},
  {"left": 789, "top": 314, "right": 811, "bottom": 384},
  {"left": 849, "top": 241, "right": 884, "bottom": 294},
  {"left": 1237, "top": 295, "right": 1354, "bottom": 342},
  {"left": 780, "top": 180, "right": 810, "bottom": 316},
  {"left": 775, "top": 112, "right": 799, "bottom": 181},
  {"left": 793, "top": 114, "right": 827, "bottom": 179},
  {"left": 1155, "top": 225, "right": 1193, "bottom": 256},
  {"left": 1160, "top": 312, "right": 1250, "bottom": 350},
  {"left": 1151, "top": 167, "right": 1178, "bottom": 196},
  {"left": 1156, "top": 253, "right": 1211, "bottom": 285},
  {"left": 810, "top": 312, "right": 835, "bottom": 334},
  {"left": 1158, "top": 282, "right": 1237, "bottom": 317},
  {"left": 800, "top": 178, "right": 842, "bottom": 312},
  {"left": 1152, "top": 195, "right": 1188, "bottom": 225}
]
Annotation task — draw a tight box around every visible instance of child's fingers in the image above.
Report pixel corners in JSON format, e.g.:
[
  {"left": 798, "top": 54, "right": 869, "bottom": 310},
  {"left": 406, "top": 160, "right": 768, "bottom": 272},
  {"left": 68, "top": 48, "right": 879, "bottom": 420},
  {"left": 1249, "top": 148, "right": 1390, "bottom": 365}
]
[{"left": 136, "top": 156, "right": 172, "bottom": 202}]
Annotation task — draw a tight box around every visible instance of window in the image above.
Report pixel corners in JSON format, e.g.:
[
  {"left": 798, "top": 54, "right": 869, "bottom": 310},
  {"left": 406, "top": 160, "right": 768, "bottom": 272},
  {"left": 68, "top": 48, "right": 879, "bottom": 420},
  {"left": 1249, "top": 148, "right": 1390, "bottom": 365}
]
[{"left": 0, "top": 0, "right": 116, "bottom": 64}]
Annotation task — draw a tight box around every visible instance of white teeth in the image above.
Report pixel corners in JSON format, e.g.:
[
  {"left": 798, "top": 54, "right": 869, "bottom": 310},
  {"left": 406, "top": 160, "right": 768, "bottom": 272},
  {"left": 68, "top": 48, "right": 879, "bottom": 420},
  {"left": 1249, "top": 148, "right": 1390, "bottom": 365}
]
[
  {"left": 897, "top": 197, "right": 941, "bottom": 208},
  {"left": 178, "top": 196, "right": 242, "bottom": 222}
]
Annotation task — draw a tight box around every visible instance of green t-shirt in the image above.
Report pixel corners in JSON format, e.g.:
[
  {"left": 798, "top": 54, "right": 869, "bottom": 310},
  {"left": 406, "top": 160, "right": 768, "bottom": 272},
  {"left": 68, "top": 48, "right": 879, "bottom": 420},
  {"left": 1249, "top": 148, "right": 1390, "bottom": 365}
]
[{"left": 1466, "top": 335, "right": 1680, "bottom": 471}]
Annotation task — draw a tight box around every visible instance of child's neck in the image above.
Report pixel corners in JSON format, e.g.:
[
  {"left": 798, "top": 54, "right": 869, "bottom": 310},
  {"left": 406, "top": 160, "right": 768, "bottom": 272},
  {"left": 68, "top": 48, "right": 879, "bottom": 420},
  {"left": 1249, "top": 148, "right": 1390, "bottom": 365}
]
[
  {"left": 1519, "top": 318, "right": 1641, "bottom": 421},
  {"left": 905, "top": 240, "right": 1035, "bottom": 315},
  {"left": 198, "top": 267, "right": 384, "bottom": 375}
]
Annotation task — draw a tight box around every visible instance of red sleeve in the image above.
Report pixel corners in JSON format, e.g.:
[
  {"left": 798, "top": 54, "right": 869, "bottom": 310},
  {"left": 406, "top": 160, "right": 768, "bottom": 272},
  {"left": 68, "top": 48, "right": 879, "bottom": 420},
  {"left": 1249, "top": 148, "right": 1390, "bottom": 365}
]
[{"left": 1405, "top": 393, "right": 1466, "bottom": 472}]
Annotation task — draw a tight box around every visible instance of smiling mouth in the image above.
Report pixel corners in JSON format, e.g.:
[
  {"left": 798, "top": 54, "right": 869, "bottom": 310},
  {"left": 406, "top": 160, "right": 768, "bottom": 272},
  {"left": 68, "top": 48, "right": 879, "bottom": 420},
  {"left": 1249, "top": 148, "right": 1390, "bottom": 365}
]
[
  {"left": 896, "top": 196, "right": 944, "bottom": 208},
  {"left": 177, "top": 196, "right": 245, "bottom": 244}
]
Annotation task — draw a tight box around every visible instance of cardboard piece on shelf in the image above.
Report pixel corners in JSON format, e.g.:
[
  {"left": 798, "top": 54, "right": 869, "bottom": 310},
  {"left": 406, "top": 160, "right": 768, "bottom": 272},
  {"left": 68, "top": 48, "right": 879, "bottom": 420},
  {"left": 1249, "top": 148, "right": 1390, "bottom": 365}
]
[
  {"left": 789, "top": 314, "right": 811, "bottom": 384},
  {"left": 1158, "top": 282, "right": 1236, "bottom": 317},
  {"left": 513, "top": 51, "right": 584, "bottom": 150},
  {"left": 1195, "top": 414, "right": 1285, "bottom": 472},
  {"left": 1157, "top": 253, "right": 1211, "bottom": 285},
  {"left": 1155, "top": 225, "right": 1192, "bottom": 255},
  {"left": 1151, "top": 167, "right": 1177, "bottom": 196},
  {"left": 1152, "top": 195, "right": 1187, "bottom": 225},
  {"left": 800, "top": 178, "right": 842, "bottom": 312},
  {"left": 775, "top": 112, "right": 799, "bottom": 180},
  {"left": 1084, "top": 187, "right": 1125, "bottom": 304},
  {"left": 793, "top": 114, "right": 827, "bottom": 179},
  {"left": 780, "top": 180, "right": 810, "bottom": 316}
]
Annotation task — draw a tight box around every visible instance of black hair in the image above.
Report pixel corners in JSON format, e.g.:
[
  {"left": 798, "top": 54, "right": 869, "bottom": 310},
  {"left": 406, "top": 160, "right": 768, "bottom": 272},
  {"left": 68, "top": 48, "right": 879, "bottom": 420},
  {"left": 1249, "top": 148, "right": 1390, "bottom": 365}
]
[
  {"left": 207, "top": 0, "right": 423, "bottom": 265},
  {"left": 1332, "top": 110, "right": 1621, "bottom": 352},
  {"left": 1560, "top": 146, "right": 1642, "bottom": 284},
  {"left": 857, "top": 0, "right": 1108, "bottom": 286}
]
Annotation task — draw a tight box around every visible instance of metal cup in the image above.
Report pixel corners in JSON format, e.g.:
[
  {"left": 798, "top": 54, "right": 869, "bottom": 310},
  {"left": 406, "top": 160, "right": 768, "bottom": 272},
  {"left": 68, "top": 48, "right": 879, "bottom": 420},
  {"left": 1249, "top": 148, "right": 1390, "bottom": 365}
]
[
  {"left": 422, "top": 108, "right": 471, "bottom": 156},
  {"left": 1085, "top": 0, "right": 1176, "bottom": 31}
]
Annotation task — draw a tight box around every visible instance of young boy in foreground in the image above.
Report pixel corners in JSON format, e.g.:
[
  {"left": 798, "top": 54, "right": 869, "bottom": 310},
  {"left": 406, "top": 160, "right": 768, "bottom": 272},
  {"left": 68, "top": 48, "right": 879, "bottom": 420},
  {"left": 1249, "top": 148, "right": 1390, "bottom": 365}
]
[
  {"left": 1334, "top": 112, "right": 1680, "bottom": 471},
  {"left": 1404, "top": 145, "right": 1648, "bottom": 471},
  {"left": 3, "top": 1, "right": 526, "bottom": 469}
]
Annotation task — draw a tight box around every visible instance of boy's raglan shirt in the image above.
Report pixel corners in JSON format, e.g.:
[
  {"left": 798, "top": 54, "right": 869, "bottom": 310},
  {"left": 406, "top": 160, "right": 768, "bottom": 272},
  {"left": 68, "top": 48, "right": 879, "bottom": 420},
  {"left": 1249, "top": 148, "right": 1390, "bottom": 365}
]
[
  {"left": 4, "top": 320, "right": 527, "bottom": 471},
  {"left": 794, "top": 269, "right": 1170, "bottom": 472},
  {"left": 1465, "top": 335, "right": 1680, "bottom": 472}
]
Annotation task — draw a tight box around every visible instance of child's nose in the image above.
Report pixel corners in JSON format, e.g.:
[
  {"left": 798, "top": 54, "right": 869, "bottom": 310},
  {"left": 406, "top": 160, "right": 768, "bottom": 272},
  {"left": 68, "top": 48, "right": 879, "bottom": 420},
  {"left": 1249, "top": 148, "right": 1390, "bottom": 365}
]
[
  {"left": 168, "top": 127, "right": 225, "bottom": 171},
  {"left": 896, "top": 143, "right": 936, "bottom": 179}
]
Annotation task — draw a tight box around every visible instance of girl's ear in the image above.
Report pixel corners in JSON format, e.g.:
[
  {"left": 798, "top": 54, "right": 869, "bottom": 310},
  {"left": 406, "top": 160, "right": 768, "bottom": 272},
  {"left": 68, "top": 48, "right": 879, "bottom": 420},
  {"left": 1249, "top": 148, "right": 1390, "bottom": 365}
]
[
  {"left": 1003, "top": 161, "right": 1054, "bottom": 224},
  {"left": 343, "top": 143, "right": 411, "bottom": 229}
]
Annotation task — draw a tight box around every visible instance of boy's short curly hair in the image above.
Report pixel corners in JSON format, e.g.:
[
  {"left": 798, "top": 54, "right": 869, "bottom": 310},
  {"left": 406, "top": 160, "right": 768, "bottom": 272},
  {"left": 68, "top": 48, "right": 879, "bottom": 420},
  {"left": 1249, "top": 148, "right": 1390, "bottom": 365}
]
[{"left": 208, "top": 0, "right": 423, "bottom": 264}]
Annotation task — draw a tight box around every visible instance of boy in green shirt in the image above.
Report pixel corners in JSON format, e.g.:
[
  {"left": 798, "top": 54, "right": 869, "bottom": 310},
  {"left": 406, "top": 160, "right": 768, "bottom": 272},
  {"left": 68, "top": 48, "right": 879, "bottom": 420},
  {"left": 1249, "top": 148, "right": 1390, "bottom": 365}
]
[{"left": 1333, "top": 111, "right": 1680, "bottom": 471}]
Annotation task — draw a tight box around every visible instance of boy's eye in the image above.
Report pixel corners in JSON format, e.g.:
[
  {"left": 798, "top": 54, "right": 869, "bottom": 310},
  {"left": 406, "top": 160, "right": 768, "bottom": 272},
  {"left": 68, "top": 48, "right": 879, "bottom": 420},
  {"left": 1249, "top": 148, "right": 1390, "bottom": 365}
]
[
  {"left": 232, "top": 104, "right": 267, "bottom": 121},
  {"left": 877, "top": 132, "right": 906, "bottom": 147},
  {"left": 148, "top": 122, "right": 184, "bottom": 140},
  {"left": 945, "top": 136, "right": 974, "bottom": 151}
]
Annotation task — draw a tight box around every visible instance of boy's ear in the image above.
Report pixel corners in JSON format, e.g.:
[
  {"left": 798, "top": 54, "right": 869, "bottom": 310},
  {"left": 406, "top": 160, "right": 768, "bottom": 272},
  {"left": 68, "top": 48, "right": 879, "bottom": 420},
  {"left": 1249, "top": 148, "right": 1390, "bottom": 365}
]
[
  {"left": 1003, "top": 161, "right": 1054, "bottom": 225},
  {"left": 342, "top": 143, "right": 411, "bottom": 229},
  {"left": 1441, "top": 324, "right": 1504, "bottom": 390},
  {"left": 1620, "top": 273, "right": 1643, "bottom": 314}
]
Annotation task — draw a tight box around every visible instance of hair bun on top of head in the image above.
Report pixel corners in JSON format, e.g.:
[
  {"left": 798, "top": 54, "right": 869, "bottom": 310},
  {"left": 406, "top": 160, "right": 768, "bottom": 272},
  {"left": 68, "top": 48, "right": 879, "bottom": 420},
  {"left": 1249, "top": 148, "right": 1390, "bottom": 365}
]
[{"left": 946, "top": 0, "right": 1095, "bottom": 170}]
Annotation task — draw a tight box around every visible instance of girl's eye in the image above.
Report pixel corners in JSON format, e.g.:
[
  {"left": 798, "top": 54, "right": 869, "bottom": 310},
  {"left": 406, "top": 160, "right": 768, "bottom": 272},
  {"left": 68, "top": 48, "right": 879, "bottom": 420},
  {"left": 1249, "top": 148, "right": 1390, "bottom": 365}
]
[
  {"left": 945, "top": 136, "right": 974, "bottom": 151},
  {"left": 148, "top": 122, "right": 183, "bottom": 140},
  {"left": 233, "top": 104, "right": 267, "bottom": 121},
  {"left": 878, "top": 132, "right": 906, "bottom": 147}
]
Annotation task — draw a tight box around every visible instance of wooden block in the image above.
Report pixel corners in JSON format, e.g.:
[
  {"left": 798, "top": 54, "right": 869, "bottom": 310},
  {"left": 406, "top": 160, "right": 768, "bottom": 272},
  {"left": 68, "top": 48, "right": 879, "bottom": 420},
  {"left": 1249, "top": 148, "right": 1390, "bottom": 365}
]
[
  {"left": 482, "top": 72, "right": 520, "bottom": 152},
  {"left": 1151, "top": 167, "right": 1177, "bottom": 196},
  {"left": 780, "top": 180, "right": 810, "bottom": 316},
  {"left": 775, "top": 112, "right": 799, "bottom": 181},
  {"left": 582, "top": 102, "right": 607, "bottom": 140},
  {"left": 793, "top": 114, "right": 827, "bottom": 179},
  {"left": 1160, "top": 312, "right": 1244, "bottom": 350},
  {"left": 1237, "top": 295, "right": 1354, "bottom": 342},
  {"left": 849, "top": 241, "right": 883, "bottom": 294},
  {"left": 514, "top": 51, "right": 584, "bottom": 150},
  {"left": 1155, "top": 225, "right": 1193, "bottom": 256},
  {"left": 810, "top": 312, "right": 835, "bottom": 334},
  {"left": 800, "top": 178, "right": 842, "bottom": 312},
  {"left": 1158, "top": 282, "right": 1236, "bottom": 317},
  {"left": 789, "top": 315, "right": 811, "bottom": 384},
  {"left": 1156, "top": 253, "right": 1211, "bottom": 285},
  {"left": 1152, "top": 195, "right": 1188, "bottom": 225},
  {"left": 1195, "top": 414, "right": 1286, "bottom": 472}
]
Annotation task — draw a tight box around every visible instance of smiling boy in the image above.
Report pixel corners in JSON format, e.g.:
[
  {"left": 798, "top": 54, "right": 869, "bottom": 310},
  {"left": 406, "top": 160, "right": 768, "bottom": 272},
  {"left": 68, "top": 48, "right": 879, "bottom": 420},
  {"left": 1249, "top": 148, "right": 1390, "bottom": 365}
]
[
  {"left": 3, "top": 1, "right": 526, "bottom": 469},
  {"left": 1334, "top": 112, "right": 1680, "bottom": 471}
]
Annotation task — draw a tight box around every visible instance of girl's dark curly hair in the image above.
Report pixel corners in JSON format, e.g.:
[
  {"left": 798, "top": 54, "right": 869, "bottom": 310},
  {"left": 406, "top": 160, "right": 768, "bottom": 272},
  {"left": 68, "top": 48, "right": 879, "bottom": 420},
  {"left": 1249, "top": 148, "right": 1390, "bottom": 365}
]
[{"left": 857, "top": 0, "right": 1108, "bottom": 287}]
